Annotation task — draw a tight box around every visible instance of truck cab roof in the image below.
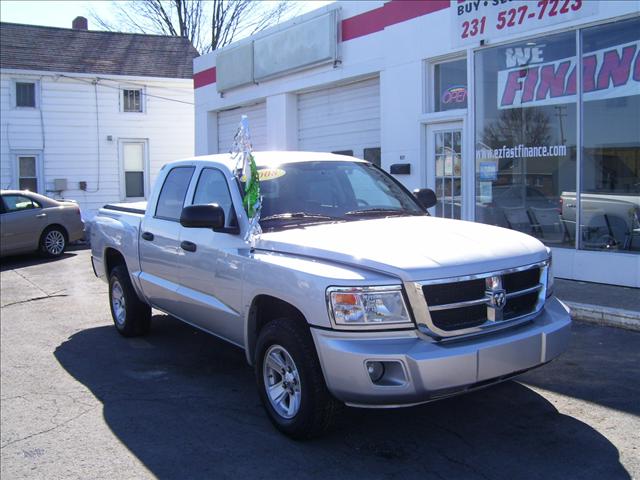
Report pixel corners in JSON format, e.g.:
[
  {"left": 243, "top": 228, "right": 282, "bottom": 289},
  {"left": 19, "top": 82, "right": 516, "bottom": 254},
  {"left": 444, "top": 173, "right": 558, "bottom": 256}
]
[{"left": 165, "top": 151, "right": 367, "bottom": 173}]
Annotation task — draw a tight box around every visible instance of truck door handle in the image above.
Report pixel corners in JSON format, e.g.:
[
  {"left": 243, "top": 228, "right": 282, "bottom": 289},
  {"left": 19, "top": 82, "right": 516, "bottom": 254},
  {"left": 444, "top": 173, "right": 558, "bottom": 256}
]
[
  {"left": 141, "top": 231, "right": 154, "bottom": 241},
  {"left": 180, "top": 240, "right": 197, "bottom": 252},
  {"left": 36, "top": 213, "right": 47, "bottom": 218}
]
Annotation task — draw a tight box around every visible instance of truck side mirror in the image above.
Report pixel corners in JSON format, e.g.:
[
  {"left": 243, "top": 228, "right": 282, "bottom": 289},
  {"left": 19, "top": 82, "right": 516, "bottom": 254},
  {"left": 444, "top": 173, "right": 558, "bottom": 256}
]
[
  {"left": 180, "top": 204, "right": 225, "bottom": 230},
  {"left": 413, "top": 188, "right": 437, "bottom": 209}
]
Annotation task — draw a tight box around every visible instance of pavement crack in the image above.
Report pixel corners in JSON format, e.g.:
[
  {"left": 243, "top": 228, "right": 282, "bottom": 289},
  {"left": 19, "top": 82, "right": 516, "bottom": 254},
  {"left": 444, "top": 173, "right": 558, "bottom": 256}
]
[
  {"left": 1, "top": 293, "right": 68, "bottom": 308},
  {"left": 0, "top": 406, "right": 96, "bottom": 450},
  {"left": 10, "top": 269, "right": 51, "bottom": 296},
  {"left": 429, "top": 421, "right": 474, "bottom": 448},
  {"left": 434, "top": 449, "right": 493, "bottom": 480}
]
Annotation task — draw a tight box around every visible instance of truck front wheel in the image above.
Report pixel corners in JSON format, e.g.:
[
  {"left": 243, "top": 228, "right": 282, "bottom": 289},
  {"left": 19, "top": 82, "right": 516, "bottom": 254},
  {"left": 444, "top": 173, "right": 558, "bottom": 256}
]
[
  {"left": 255, "top": 318, "right": 342, "bottom": 439},
  {"left": 109, "top": 265, "right": 151, "bottom": 337}
]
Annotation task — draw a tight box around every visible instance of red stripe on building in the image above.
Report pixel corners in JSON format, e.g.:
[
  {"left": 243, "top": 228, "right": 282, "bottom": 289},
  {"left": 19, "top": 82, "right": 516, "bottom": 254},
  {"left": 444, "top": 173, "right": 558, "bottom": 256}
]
[
  {"left": 194, "top": 0, "right": 450, "bottom": 88},
  {"left": 194, "top": 67, "right": 216, "bottom": 88},
  {"left": 342, "top": 0, "right": 450, "bottom": 42}
]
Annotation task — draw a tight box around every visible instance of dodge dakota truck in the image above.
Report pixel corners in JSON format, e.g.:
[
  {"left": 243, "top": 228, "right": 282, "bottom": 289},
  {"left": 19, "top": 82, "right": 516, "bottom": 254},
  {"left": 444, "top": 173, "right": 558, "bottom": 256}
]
[{"left": 91, "top": 151, "right": 571, "bottom": 439}]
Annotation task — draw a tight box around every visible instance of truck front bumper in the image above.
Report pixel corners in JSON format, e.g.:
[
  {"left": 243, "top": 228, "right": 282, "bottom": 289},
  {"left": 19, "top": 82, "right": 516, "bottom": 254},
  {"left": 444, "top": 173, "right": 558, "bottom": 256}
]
[{"left": 311, "top": 297, "right": 571, "bottom": 407}]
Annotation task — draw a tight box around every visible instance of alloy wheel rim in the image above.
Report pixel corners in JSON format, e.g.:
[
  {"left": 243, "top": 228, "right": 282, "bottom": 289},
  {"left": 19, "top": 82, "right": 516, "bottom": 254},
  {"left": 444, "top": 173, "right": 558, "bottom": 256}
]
[
  {"left": 111, "top": 280, "right": 126, "bottom": 326},
  {"left": 263, "top": 345, "right": 302, "bottom": 419},
  {"left": 45, "top": 230, "right": 65, "bottom": 255}
]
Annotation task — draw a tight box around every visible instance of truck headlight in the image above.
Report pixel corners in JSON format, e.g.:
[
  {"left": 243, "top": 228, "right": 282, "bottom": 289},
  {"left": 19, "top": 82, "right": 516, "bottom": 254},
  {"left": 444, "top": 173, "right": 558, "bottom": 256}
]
[{"left": 327, "top": 286, "right": 412, "bottom": 328}]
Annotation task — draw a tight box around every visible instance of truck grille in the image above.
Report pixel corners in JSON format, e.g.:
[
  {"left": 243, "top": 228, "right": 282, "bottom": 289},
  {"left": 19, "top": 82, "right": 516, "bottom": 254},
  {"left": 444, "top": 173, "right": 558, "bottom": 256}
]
[{"left": 421, "top": 265, "right": 544, "bottom": 333}]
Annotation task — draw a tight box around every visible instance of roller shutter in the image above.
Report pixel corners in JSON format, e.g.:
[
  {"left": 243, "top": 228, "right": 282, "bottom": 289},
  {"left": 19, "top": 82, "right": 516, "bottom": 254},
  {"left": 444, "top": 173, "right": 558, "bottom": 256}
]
[
  {"left": 298, "top": 77, "right": 380, "bottom": 160},
  {"left": 217, "top": 102, "right": 267, "bottom": 153}
]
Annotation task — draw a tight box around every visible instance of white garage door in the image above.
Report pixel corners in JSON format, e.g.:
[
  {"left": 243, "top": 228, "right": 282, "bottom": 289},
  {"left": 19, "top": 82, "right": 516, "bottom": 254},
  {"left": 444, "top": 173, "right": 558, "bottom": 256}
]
[
  {"left": 217, "top": 102, "right": 267, "bottom": 153},
  {"left": 298, "top": 77, "right": 380, "bottom": 163}
]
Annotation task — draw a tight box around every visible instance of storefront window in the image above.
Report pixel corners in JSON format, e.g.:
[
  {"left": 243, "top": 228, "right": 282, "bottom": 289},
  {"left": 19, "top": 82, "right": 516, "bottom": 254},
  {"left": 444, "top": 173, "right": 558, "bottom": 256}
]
[
  {"left": 434, "top": 59, "right": 468, "bottom": 111},
  {"left": 580, "top": 18, "right": 640, "bottom": 253},
  {"left": 475, "top": 31, "right": 577, "bottom": 248}
]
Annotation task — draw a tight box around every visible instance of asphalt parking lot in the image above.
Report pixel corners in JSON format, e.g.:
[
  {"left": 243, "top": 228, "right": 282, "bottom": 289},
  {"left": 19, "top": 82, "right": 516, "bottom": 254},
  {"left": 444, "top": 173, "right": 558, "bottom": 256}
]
[{"left": 1, "top": 248, "right": 639, "bottom": 480}]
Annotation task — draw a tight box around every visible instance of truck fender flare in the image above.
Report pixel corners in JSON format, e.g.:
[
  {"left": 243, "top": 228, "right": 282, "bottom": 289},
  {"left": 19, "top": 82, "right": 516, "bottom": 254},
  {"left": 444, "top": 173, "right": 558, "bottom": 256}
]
[{"left": 245, "top": 294, "right": 308, "bottom": 366}]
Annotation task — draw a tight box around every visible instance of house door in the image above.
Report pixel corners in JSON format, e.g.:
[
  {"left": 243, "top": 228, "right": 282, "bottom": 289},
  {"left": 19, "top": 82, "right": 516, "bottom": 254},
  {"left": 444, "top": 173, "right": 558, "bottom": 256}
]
[{"left": 427, "top": 123, "right": 463, "bottom": 219}]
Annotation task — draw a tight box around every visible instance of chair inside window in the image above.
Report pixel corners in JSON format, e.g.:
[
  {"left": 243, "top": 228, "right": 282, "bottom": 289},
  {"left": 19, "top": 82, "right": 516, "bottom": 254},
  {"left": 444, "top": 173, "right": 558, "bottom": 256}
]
[
  {"left": 580, "top": 210, "right": 616, "bottom": 249},
  {"left": 528, "top": 207, "right": 570, "bottom": 244},
  {"left": 502, "top": 207, "right": 533, "bottom": 235}
]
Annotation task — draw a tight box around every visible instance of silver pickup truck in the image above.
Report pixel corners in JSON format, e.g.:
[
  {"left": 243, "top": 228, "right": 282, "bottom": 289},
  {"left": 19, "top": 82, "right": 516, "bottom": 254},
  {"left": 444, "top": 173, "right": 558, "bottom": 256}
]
[{"left": 91, "top": 151, "right": 571, "bottom": 438}]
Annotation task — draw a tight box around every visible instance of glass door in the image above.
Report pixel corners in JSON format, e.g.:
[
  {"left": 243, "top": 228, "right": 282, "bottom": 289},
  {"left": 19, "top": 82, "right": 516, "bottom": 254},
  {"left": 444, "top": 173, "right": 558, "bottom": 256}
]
[{"left": 428, "top": 123, "right": 463, "bottom": 219}]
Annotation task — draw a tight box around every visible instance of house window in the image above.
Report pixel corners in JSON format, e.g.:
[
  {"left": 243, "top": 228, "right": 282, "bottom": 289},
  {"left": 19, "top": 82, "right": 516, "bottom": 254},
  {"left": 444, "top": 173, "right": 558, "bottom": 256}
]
[
  {"left": 16, "top": 82, "right": 36, "bottom": 107},
  {"left": 122, "top": 89, "right": 142, "bottom": 112},
  {"left": 123, "top": 143, "right": 146, "bottom": 198},
  {"left": 18, "top": 156, "right": 38, "bottom": 191}
]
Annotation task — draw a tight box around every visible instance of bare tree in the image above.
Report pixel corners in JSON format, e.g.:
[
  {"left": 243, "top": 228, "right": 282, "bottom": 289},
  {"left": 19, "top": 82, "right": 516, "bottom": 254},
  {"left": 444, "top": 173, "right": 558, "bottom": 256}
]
[
  {"left": 210, "top": 0, "right": 291, "bottom": 51},
  {"left": 91, "top": 0, "right": 297, "bottom": 54},
  {"left": 483, "top": 108, "right": 551, "bottom": 149}
]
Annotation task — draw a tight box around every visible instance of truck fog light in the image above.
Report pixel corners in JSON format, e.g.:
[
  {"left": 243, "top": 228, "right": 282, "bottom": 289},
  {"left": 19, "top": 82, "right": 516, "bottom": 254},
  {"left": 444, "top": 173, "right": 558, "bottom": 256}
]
[{"left": 366, "top": 361, "right": 385, "bottom": 383}]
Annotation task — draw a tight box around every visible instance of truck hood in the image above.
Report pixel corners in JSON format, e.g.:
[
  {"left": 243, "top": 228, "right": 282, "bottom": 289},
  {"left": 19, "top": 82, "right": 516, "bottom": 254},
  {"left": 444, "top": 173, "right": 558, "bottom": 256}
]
[{"left": 256, "top": 216, "right": 548, "bottom": 282}]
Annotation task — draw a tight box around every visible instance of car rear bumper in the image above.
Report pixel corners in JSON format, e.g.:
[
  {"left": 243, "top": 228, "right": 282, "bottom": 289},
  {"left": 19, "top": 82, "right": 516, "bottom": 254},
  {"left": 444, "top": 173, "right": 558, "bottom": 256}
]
[
  {"left": 311, "top": 297, "right": 571, "bottom": 407},
  {"left": 69, "top": 223, "right": 85, "bottom": 243}
]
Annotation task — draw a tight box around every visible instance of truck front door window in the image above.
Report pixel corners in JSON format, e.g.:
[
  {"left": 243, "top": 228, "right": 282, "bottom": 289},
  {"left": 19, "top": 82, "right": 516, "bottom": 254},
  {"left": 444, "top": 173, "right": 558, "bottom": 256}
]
[{"left": 192, "top": 168, "right": 236, "bottom": 227}]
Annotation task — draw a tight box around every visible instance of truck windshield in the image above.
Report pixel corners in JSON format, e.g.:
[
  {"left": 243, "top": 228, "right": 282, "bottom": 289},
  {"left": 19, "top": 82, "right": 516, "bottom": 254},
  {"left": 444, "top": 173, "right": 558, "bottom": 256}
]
[{"left": 257, "top": 161, "right": 425, "bottom": 230}]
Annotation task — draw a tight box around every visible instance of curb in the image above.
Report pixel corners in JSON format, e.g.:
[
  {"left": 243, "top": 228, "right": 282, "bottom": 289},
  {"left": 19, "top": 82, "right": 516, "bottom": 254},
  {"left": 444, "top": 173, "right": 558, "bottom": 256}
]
[{"left": 563, "top": 301, "right": 640, "bottom": 332}]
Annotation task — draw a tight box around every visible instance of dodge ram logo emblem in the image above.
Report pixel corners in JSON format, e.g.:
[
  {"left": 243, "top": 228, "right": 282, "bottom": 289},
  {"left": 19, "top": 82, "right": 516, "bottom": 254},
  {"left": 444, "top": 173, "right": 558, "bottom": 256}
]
[{"left": 489, "top": 289, "right": 507, "bottom": 310}]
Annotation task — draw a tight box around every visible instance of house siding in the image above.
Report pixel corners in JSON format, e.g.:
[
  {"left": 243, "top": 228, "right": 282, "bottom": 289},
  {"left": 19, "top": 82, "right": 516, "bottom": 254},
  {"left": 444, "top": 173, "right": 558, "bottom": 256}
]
[{"left": 1, "top": 71, "right": 194, "bottom": 219}]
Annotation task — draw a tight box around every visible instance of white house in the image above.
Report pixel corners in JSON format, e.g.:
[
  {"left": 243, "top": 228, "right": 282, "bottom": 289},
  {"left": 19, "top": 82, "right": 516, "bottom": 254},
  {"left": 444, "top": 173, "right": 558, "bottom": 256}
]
[
  {"left": 193, "top": 1, "right": 640, "bottom": 287},
  {"left": 0, "top": 17, "right": 199, "bottom": 219}
]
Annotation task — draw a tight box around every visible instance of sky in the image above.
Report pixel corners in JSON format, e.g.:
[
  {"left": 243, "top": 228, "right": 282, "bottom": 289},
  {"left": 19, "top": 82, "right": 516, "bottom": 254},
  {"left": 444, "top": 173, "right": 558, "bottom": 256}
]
[
  {"left": 0, "top": 1, "right": 333, "bottom": 33},
  {"left": 1, "top": 1, "right": 116, "bottom": 29}
]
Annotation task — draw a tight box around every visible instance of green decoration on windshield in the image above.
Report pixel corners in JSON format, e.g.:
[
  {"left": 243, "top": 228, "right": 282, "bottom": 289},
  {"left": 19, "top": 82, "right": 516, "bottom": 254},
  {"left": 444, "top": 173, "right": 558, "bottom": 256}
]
[{"left": 244, "top": 153, "right": 260, "bottom": 218}]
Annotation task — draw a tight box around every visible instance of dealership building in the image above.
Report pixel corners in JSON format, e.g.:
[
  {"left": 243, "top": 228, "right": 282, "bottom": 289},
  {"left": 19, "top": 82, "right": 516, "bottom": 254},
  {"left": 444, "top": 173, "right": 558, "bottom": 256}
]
[{"left": 193, "top": 0, "right": 640, "bottom": 287}]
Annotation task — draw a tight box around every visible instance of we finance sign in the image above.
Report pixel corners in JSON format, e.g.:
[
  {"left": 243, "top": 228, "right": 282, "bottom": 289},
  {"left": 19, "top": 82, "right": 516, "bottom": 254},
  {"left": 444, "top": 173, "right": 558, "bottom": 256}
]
[{"left": 498, "top": 40, "right": 640, "bottom": 109}]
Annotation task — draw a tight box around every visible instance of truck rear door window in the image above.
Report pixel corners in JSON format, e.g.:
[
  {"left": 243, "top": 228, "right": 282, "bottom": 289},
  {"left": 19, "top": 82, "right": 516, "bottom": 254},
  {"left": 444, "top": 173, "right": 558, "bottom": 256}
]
[{"left": 155, "top": 167, "right": 195, "bottom": 221}]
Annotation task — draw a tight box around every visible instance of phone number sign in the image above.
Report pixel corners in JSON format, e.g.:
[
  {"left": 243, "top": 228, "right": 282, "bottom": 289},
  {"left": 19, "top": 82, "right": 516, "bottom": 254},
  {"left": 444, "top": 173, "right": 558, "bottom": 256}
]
[{"left": 452, "top": 0, "right": 598, "bottom": 47}]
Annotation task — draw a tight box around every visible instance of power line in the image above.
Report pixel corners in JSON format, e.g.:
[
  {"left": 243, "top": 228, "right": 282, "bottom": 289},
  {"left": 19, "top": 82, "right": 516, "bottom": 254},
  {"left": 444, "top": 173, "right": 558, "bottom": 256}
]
[{"left": 58, "top": 74, "right": 194, "bottom": 105}]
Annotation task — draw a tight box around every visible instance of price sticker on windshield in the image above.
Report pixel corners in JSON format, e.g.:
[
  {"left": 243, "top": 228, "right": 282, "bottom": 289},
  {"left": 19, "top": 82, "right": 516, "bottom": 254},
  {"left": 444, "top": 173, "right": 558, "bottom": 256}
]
[{"left": 258, "top": 168, "right": 286, "bottom": 181}]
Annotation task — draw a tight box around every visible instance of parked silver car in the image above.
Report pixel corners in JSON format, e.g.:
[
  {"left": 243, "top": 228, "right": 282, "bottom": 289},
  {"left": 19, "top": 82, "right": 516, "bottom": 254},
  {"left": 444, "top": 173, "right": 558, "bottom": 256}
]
[{"left": 0, "top": 190, "right": 84, "bottom": 258}]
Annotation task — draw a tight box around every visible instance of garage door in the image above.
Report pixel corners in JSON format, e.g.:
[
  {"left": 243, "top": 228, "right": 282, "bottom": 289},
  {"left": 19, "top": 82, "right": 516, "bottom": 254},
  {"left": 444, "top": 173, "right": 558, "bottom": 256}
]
[
  {"left": 217, "top": 102, "right": 267, "bottom": 153},
  {"left": 298, "top": 77, "right": 380, "bottom": 164}
]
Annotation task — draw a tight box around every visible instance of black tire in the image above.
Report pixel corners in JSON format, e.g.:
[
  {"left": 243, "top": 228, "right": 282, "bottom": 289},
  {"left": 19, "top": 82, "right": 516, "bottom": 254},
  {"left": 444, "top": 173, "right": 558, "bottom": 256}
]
[
  {"left": 108, "top": 265, "right": 151, "bottom": 337},
  {"left": 39, "top": 226, "right": 67, "bottom": 257},
  {"left": 255, "top": 318, "right": 343, "bottom": 439}
]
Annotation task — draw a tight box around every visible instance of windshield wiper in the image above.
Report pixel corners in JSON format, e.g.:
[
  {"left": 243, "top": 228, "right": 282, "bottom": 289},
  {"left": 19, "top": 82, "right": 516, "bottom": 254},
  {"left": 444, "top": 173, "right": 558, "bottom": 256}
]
[
  {"left": 260, "top": 212, "right": 338, "bottom": 222},
  {"left": 344, "top": 208, "right": 416, "bottom": 216}
]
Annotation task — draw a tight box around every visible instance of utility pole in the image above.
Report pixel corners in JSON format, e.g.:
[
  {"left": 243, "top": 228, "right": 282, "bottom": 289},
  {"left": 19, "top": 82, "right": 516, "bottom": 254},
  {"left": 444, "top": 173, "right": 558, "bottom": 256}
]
[{"left": 555, "top": 105, "right": 567, "bottom": 145}]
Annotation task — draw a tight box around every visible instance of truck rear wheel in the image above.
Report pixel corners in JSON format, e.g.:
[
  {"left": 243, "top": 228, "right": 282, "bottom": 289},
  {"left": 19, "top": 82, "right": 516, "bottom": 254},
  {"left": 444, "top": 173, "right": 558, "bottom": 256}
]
[
  {"left": 255, "top": 318, "right": 342, "bottom": 439},
  {"left": 109, "top": 265, "right": 151, "bottom": 337}
]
